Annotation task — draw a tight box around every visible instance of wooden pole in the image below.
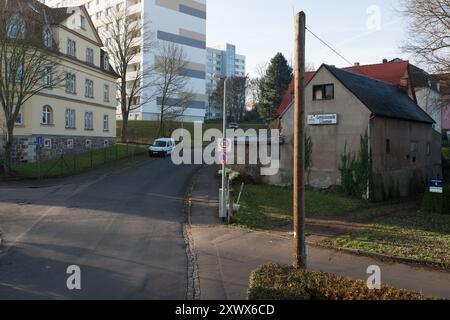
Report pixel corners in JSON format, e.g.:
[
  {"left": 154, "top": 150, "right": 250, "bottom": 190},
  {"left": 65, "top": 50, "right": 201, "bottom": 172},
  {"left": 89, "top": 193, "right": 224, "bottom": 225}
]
[{"left": 294, "top": 11, "right": 307, "bottom": 269}]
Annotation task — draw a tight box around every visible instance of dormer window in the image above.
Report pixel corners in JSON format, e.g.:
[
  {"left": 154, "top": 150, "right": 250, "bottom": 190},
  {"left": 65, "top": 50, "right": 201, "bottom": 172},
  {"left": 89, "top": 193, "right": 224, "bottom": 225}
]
[
  {"left": 103, "top": 53, "right": 110, "bottom": 71},
  {"left": 7, "top": 15, "right": 25, "bottom": 39},
  {"left": 43, "top": 26, "right": 53, "bottom": 48}
]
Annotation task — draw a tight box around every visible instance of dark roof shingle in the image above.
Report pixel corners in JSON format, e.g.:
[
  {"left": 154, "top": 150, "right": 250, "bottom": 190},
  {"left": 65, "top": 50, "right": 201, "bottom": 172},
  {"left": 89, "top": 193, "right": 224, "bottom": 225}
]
[{"left": 324, "top": 64, "right": 434, "bottom": 124}]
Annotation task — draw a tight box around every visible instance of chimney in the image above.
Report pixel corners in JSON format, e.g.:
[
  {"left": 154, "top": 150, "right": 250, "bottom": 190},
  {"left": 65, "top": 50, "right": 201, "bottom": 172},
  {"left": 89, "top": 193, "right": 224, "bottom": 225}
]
[
  {"left": 354, "top": 62, "right": 360, "bottom": 67},
  {"left": 382, "top": 59, "right": 388, "bottom": 64}
]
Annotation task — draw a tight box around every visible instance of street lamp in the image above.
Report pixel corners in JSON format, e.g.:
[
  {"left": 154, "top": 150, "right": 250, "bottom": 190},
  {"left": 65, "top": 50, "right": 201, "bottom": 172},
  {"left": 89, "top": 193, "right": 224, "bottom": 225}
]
[{"left": 214, "top": 74, "right": 229, "bottom": 220}]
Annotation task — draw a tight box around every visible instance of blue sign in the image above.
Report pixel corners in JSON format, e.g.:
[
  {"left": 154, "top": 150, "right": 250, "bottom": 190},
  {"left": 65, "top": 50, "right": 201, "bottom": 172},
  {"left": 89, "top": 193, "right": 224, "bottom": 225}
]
[
  {"left": 430, "top": 179, "right": 444, "bottom": 194},
  {"left": 430, "top": 179, "right": 444, "bottom": 188},
  {"left": 35, "top": 136, "right": 43, "bottom": 146}
]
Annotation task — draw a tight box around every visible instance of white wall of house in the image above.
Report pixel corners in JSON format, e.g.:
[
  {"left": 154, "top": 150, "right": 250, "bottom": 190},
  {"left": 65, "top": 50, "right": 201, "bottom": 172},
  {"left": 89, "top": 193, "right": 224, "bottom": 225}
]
[{"left": 415, "top": 87, "right": 442, "bottom": 133}]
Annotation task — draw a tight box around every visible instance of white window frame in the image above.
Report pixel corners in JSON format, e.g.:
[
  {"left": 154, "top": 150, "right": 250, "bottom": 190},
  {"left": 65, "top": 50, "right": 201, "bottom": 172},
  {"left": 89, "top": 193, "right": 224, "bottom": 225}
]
[
  {"left": 7, "top": 16, "right": 24, "bottom": 39},
  {"left": 43, "top": 68, "right": 52, "bottom": 87},
  {"left": 103, "top": 53, "right": 110, "bottom": 71},
  {"left": 67, "top": 39, "right": 77, "bottom": 57},
  {"left": 65, "top": 108, "right": 76, "bottom": 129},
  {"left": 66, "top": 73, "right": 76, "bottom": 93},
  {"left": 103, "top": 84, "right": 110, "bottom": 102},
  {"left": 84, "top": 111, "right": 94, "bottom": 130},
  {"left": 42, "top": 105, "right": 53, "bottom": 125},
  {"left": 103, "top": 114, "right": 109, "bottom": 131},
  {"left": 86, "top": 47, "right": 94, "bottom": 64},
  {"left": 43, "top": 26, "right": 53, "bottom": 48},
  {"left": 85, "top": 79, "right": 94, "bottom": 98},
  {"left": 80, "top": 16, "right": 86, "bottom": 30}
]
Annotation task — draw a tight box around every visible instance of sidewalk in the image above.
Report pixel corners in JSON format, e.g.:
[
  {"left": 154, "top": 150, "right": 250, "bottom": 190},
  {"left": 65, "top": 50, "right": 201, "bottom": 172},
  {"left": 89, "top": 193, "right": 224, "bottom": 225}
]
[{"left": 189, "top": 165, "right": 450, "bottom": 300}]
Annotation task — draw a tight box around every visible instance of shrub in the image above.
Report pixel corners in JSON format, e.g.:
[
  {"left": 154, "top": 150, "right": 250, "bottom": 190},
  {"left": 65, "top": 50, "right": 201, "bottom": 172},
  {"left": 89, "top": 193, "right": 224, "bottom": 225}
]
[
  {"left": 339, "top": 132, "right": 371, "bottom": 199},
  {"left": 422, "top": 185, "right": 450, "bottom": 215},
  {"left": 248, "top": 264, "right": 429, "bottom": 300}
]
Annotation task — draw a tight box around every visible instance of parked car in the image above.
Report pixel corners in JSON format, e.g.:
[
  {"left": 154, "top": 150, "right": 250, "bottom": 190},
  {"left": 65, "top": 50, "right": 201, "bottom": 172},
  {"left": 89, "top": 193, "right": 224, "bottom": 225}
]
[
  {"left": 149, "top": 138, "right": 176, "bottom": 157},
  {"left": 229, "top": 122, "right": 239, "bottom": 129}
]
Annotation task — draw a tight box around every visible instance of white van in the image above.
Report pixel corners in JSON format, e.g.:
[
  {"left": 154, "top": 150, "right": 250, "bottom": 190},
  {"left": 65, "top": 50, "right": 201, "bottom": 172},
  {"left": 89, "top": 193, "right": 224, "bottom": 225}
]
[{"left": 148, "top": 138, "right": 176, "bottom": 157}]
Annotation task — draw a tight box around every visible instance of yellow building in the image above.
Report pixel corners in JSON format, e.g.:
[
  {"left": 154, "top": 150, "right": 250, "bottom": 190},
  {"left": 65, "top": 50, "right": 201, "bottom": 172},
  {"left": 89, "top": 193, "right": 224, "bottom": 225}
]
[{"left": 0, "top": 1, "right": 118, "bottom": 163}]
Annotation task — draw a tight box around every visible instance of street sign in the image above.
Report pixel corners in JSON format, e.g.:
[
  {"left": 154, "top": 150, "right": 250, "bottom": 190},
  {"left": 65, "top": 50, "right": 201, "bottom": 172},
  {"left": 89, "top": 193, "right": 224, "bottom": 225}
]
[
  {"left": 220, "top": 152, "right": 228, "bottom": 165},
  {"left": 35, "top": 136, "right": 43, "bottom": 147},
  {"left": 429, "top": 179, "right": 444, "bottom": 194},
  {"left": 307, "top": 114, "right": 338, "bottom": 125},
  {"left": 218, "top": 138, "right": 232, "bottom": 153}
]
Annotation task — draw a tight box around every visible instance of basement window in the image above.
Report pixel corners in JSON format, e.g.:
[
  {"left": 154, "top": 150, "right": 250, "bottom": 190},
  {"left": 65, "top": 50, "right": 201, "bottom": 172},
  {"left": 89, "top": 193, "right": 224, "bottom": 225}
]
[{"left": 313, "top": 84, "right": 334, "bottom": 101}]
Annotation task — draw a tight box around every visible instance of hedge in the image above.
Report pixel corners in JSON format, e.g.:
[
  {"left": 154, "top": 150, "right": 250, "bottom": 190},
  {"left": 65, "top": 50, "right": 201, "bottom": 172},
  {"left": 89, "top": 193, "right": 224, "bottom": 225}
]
[
  {"left": 422, "top": 185, "right": 450, "bottom": 215},
  {"left": 248, "top": 264, "right": 429, "bottom": 300}
]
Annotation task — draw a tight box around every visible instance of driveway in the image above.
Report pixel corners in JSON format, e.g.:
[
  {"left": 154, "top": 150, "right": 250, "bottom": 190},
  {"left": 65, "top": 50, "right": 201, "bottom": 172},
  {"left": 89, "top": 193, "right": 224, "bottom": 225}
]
[{"left": 0, "top": 156, "right": 200, "bottom": 300}]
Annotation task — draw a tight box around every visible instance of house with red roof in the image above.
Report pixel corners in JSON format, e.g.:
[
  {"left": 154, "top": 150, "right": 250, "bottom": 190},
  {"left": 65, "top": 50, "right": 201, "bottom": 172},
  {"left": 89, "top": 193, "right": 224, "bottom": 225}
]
[
  {"left": 270, "top": 63, "right": 442, "bottom": 201},
  {"left": 277, "top": 59, "right": 443, "bottom": 133}
]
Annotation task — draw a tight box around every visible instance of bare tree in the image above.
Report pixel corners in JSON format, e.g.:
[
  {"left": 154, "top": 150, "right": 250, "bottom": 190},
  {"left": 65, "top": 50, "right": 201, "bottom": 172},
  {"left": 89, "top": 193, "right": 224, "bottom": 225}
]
[
  {"left": 99, "top": 6, "right": 156, "bottom": 142},
  {"left": 400, "top": 0, "right": 450, "bottom": 73},
  {"left": 153, "top": 42, "right": 194, "bottom": 137},
  {"left": 0, "top": 4, "right": 64, "bottom": 174},
  {"left": 209, "top": 76, "right": 248, "bottom": 122}
]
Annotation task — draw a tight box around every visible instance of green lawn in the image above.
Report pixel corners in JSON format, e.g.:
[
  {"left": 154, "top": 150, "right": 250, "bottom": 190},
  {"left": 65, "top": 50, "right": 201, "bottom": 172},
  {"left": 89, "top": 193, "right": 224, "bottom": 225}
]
[
  {"left": 117, "top": 120, "right": 266, "bottom": 145},
  {"left": 12, "top": 144, "right": 148, "bottom": 179},
  {"left": 332, "top": 212, "right": 450, "bottom": 267},
  {"left": 233, "top": 184, "right": 368, "bottom": 230}
]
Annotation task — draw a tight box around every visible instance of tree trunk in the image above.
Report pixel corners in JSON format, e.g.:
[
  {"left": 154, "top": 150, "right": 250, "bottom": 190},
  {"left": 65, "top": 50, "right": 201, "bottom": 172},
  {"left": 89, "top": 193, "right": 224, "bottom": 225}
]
[
  {"left": 120, "top": 87, "right": 129, "bottom": 143},
  {"left": 121, "top": 117, "right": 129, "bottom": 143},
  {"left": 3, "top": 123, "right": 14, "bottom": 175},
  {"left": 158, "top": 105, "right": 165, "bottom": 138}
]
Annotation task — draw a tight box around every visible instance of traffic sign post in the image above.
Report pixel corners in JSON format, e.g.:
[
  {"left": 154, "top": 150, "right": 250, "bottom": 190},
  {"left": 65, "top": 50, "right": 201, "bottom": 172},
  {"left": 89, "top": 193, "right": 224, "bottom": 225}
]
[{"left": 217, "top": 138, "right": 232, "bottom": 154}]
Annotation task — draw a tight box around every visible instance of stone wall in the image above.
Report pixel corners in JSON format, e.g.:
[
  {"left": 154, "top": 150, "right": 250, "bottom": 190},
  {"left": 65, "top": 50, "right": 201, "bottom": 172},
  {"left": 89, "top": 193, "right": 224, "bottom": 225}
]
[{"left": 1, "top": 134, "right": 116, "bottom": 164}]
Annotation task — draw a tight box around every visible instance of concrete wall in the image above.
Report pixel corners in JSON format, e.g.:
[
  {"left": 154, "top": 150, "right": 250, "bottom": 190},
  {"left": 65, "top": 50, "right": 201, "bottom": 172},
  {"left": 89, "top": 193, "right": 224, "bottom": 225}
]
[
  {"left": 278, "top": 67, "right": 370, "bottom": 188},
  {"left": 371, "top": 117, "right": 442, "bottom": 201}
]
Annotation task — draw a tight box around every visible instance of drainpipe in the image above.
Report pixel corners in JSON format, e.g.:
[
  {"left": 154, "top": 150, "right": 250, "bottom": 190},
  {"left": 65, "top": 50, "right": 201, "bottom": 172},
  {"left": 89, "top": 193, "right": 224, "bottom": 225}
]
[{"left": 367, "top": 114, "right": 375, "bottom": 200}]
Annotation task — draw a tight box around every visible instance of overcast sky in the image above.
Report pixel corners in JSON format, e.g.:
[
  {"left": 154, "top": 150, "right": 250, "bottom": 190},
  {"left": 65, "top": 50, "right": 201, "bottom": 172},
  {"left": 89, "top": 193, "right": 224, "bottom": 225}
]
[{"left": 207, "top": 0, "right": 411, "bottom": 77}]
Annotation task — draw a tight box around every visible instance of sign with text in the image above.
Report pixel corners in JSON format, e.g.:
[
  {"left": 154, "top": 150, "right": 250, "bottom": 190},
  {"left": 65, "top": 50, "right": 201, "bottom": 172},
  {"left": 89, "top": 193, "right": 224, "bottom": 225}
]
[
  {"left": 429, "top": 179, "right": 444, "bottom": 194},
  {"left": 307, "top": 114, "right": 338, "bottom": 125},
  {"left": 218, "top": 138, "right": 232, "bottom": 153}
]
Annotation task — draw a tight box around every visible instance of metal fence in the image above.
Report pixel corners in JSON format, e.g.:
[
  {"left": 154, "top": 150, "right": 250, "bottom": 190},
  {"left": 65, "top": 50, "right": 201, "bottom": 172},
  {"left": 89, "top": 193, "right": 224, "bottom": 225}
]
[{"left": 14, "top": 144, "right": 147, "bottom": 180}]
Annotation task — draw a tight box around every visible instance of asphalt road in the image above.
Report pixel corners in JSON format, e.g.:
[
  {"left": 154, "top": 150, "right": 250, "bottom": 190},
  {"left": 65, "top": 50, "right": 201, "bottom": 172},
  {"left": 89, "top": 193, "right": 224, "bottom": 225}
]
[{"left": 0, "top": 156, "right": 201, "bottom": 300}]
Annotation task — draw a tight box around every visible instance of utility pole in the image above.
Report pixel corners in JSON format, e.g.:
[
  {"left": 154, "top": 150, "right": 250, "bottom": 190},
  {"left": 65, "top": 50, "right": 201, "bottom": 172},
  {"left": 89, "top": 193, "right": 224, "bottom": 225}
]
[
  {"left": 220, "top": 77, "right": 229, "bottom": 221},
  {"left": 293, "top": 11, "right": 307, "bottom": 269}
]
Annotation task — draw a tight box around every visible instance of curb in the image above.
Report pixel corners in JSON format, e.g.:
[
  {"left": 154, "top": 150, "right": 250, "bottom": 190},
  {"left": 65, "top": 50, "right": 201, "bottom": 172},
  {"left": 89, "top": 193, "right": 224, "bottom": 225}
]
[
  {"left": 228, "top": 225, "right": 450, "bottom": 273},
  {"left": 183, "top": 166, "right": 202, "bottom": 300}
]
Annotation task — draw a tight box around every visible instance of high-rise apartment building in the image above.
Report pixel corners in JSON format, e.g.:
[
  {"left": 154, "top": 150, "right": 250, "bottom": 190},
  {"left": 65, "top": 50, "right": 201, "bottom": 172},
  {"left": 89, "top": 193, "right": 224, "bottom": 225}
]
[
  {"left": 206, "top": 44, "right": 246, "bottom": 119},
  {"left": 40, "top": 0, "right": 207, "bottom": 123}
]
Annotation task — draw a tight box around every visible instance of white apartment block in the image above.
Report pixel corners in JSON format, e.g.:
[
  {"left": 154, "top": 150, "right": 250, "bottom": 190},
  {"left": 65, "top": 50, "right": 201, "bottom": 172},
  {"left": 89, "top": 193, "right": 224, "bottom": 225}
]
[
  {"left": 206, "top": 44, "right": 246, "bottom": 119},
  {"left": 40, "top": 0, "right": 207, "bottom": 123}
]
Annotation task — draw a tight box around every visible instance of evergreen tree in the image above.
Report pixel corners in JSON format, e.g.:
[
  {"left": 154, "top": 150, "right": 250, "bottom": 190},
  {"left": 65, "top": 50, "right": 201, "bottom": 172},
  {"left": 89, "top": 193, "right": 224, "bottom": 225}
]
[{"left": 259, "top": 53, "right": 293, "bottom": 120}]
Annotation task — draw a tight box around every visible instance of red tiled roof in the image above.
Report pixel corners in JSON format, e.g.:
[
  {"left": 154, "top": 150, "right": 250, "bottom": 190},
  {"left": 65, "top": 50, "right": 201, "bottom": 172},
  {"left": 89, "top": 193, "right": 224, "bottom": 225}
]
[
  {"left": 277, "top": 61, "right": 411, "bottom": 116},
  {"left": 342, "top": 60, "right": 409, "bottom": 86}
]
